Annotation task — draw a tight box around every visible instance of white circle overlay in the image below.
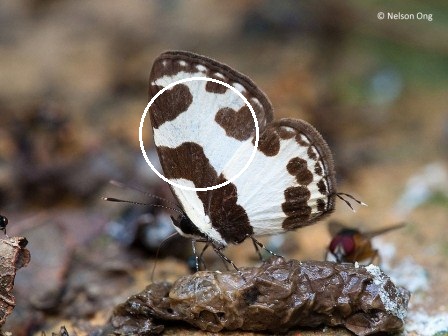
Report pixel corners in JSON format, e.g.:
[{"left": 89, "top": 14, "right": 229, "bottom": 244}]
[{"left": 139, "top": 76, "right": 259, "bottom": 192}]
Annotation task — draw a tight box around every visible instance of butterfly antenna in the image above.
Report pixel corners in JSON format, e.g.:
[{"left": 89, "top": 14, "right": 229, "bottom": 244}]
[
  {"left": 103, "top": 197, "right": 184, "bottom": 216},
  {"left": 109, "top": 180, "right": 181, "bottom": 210},
  {"left": 150, "top": 231, "right": 179, "bottom": 282},
  {"left": 336, "top": 193, "right": 368, "bottom": 212}
]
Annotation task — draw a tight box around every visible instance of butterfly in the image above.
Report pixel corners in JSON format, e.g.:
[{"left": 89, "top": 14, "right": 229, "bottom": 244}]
[
  {"left": 148, "top": 51, "right": 354, "bottom": 270},
  {"left": 326, "top": 220, "right": 405, "bottom": 264}
]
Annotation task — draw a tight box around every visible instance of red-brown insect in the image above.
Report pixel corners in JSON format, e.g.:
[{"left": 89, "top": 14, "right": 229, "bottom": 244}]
[{"left": 326, "top": 221, "right": 405, "bottom": 264}]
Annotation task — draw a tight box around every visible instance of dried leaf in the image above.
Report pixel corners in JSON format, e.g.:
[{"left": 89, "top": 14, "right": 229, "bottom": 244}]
[{"left": 0, "top": 237, "right": 31, "bottom": 326}]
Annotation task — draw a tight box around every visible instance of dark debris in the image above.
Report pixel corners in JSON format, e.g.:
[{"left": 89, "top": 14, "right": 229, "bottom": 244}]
[{"left": 40, "top": 326, "right": 70, "bottom": 336}]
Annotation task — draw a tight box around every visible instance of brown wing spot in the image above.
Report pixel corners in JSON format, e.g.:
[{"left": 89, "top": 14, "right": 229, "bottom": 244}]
[
  {"left": 206, "top": 80, "right": 228, "bottom": 94},
  {"left": 316, "top": 198, "right": 326, "bottom": 212},
  {"left": 150, "top": 51, "right": 274, "bottom": 133},
  {"left": 314, "top": 162, "right": 323, "bottom": 176},
  {"left": 157, "top": 142, "right": 217, "bottom": 189},
  {"left": 207, "top": 175, "right": 252, "bottom": 244},
  {"left": 256, "top": 126, "right": 280, "bottom": 156},
  {"left": 150, "top": 84, "right": 193, "bottom": 128},
  {"left": 215, "top": 106, "right": 254, "bottom": 141},
  {"left": 287, "top": 157, "right": 313, "bottom": 185},
  {"left": 307, "top": 145, "right": 318, "bottom": 161},
  {"left": 317, "top": 179, "right": 327, "bottom": 195},
  {"left": 282, "top": 186, "right": 312, "bottom": 229},
  {"left": 157, "top": 143, "right": 252, "bottom": 245}
]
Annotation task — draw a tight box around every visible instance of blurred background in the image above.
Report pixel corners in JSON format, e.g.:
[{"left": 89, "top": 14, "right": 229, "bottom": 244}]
[{"left": 0, "top": 1, "right": 447, "bottom": 335}]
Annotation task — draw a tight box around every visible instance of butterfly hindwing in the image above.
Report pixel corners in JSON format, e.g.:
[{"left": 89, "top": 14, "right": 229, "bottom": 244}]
[{"left": 222, "top": 119, "right": 336, "bottom": 238}]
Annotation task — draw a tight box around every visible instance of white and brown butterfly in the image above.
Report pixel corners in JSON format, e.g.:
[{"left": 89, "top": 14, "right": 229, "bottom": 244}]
[{"left": 148, "top": 51, "right": 353, "bottom": 270}]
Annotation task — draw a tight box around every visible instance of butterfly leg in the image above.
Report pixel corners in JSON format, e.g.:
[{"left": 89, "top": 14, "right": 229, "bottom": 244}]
[
  {"left": 212, "top": 246, "right": 246, "bottom": 281},
  {"left": 251, "top": 238, "right": 263, "bottom": 261},
  {"left": 191, "top": 240, "right": 200, "bottom": 272},
  {"left": 198, "top": 243, "right": 210, "bottom": 270},
  {"left": 250, "top": 236, "right": 281, "bottom": 258}
]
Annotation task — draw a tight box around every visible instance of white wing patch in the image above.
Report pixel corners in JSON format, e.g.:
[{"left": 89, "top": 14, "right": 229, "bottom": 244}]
[
  {"left": 152, "top": 71, "right": 251, "bottom": 179},
  {"left": 195, "top": 64, "right": 207, "bottom": 72},
  {"left": 224, "top": 141, "right": 294, "bottom": 235}
]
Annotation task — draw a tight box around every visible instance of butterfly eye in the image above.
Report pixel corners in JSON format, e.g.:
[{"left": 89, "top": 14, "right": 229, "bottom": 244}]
[
  {"left": 341, "top": 236, "right": 355, "bottom": 254},
  {"left": 329, "top": 235, "right": 355, "bottom": 256}
]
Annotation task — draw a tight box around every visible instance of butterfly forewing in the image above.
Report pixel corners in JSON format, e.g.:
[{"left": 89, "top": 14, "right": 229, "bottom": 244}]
[{"left": 149, "top": 52, "right": 274, "bottom": 188}]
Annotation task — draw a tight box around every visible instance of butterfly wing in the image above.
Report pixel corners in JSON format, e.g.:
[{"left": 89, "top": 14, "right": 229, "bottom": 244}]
[
  {"left": 149, "top": 51, "right": 274, "bottom": 245},
  {"left": 222, "top": 119, "right": 337, "bottom": 238},
  {"left": 149, "top": 51, "right": 273, "bottom": 184}
]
